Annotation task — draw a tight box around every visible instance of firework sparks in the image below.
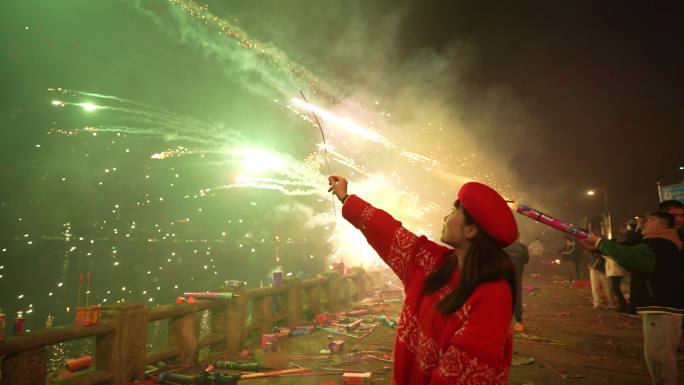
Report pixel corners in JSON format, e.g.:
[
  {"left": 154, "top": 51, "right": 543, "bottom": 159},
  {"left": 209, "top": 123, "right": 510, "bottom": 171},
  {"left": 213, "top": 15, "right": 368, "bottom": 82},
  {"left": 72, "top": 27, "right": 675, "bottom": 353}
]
[
  {"left": 135, "top": 0, "right": 338, "bottom": 101},
  {"left": 291, "top": 97, "right": 389, "bottom": 144}
]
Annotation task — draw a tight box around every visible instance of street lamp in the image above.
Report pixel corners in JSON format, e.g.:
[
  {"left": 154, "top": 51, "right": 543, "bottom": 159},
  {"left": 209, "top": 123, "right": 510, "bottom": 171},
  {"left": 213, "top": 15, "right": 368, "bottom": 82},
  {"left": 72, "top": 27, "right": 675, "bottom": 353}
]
[{"left": 586, "top": 188, "right": 611, "bottom": 239}]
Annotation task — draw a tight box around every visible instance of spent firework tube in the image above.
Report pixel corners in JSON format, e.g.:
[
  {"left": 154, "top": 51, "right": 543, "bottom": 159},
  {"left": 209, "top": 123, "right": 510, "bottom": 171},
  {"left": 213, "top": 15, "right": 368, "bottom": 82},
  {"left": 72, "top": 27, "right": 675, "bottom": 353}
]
[
  {"left": 214, "top": 360, "right": 259, "bottom": 371},
  {"left": 13, "top": 312, "right": 25, "bottom": 336},
  {"left": 159, "top": 372, "right": 195, "bottom": 384},
  {"left": 0, "top": 310, "right": 5, "bottom": 341},
  {"left": 515, "top": 204, "right": 590, "bottom": 240},
  {"left": 182, "top": 291, "right": 238, "bottom": 299},
  {"left": 65, "top": 355, "right": 93, "bottom": 372}
]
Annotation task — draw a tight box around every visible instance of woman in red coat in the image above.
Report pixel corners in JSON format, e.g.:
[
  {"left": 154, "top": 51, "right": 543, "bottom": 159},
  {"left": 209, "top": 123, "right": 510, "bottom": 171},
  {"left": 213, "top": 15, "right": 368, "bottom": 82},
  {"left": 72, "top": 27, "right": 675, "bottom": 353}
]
[{"left": 328, "top": 175, "right": 518, "bottom": 385}]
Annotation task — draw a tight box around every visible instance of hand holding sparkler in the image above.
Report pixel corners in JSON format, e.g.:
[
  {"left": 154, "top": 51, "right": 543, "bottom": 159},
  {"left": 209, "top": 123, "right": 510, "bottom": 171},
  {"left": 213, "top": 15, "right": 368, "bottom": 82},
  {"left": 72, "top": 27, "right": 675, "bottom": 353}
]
[
  {"left": 300, "top": 91, "right": 339, "bottom": 219},
  {"left": 327, "top": 175, "right": 348, "bottom": 203}
]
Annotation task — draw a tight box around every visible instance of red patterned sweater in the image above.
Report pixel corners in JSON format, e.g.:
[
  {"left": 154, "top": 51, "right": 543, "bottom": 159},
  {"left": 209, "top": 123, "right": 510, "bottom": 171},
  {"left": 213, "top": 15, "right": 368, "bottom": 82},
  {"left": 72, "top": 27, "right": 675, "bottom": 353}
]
[{"left": 342, "top": 195, "right": 513, "bottom": 385}]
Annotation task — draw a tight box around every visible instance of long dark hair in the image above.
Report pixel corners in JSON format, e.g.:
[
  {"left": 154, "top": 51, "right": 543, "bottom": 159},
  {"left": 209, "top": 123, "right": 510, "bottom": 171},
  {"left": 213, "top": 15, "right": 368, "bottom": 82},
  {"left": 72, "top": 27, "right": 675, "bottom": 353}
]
[{"left": 424, "top": 201, "right": 517, "bottom": 314}]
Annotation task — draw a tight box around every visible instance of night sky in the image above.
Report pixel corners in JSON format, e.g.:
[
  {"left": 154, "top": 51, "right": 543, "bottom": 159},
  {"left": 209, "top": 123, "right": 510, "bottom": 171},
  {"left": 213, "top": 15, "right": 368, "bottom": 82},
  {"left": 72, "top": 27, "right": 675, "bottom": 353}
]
[
  {"left": 0, "top": 1, "right": 683, "bottom": 324},
  {"left": 396, "top": 1, "right": 684, "bottom": 222}
]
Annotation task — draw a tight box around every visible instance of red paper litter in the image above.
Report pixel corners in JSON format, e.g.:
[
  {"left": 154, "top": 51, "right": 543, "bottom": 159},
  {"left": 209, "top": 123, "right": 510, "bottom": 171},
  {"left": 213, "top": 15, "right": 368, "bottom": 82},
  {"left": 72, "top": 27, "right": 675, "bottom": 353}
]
[{"left": 572, "top": 280, "right": 591, "bottom": 288}]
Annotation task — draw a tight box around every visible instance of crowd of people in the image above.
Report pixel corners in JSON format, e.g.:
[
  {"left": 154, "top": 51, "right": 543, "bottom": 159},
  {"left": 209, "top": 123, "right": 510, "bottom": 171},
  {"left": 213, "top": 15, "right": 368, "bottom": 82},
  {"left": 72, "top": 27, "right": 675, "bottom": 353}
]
[
  {"left": 516, "top": 199, "right": 684, "bottom": 385},
  {"left": 581, "top": 199, "right": 684, "bottom": 385},
  {"left": 328, "top": 173, "right": 683, "bottom": 385}
]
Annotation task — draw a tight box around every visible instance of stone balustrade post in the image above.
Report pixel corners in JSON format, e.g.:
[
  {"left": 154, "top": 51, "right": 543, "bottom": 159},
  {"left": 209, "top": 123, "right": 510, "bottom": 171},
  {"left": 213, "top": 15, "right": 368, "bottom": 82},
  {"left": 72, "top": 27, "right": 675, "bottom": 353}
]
[
  {"left": 168, "top": 310, "right": 199, "bottom": 367},
  {"left": 97, "top": 303, "right": 147, "bottom": 384},
  {"left": 211, "top": 285, "right": 247, "bottom": 355},
  {"left": 0, "top": 348, "right": 46, "bottom": 385},
  {"left": 321, "top": 272, "right": 341, "bottom": 311},
  {"left": 283, "top": 277, "right": 303, "bottom": 326}
]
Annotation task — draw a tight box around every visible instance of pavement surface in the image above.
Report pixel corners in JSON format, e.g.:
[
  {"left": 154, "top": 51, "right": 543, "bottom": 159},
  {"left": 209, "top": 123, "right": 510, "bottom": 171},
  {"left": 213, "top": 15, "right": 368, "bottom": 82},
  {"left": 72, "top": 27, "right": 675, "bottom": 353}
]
[{"left": 194, "top": 267, "right": 684, "bottom": 384}]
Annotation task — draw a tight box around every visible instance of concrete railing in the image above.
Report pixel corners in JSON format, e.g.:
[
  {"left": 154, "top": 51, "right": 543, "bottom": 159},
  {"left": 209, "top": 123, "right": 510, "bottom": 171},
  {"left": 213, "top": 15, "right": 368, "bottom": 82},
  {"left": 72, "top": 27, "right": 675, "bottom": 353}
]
[{"left": 0, "top": 269, "right": 366, "bottom": 385}]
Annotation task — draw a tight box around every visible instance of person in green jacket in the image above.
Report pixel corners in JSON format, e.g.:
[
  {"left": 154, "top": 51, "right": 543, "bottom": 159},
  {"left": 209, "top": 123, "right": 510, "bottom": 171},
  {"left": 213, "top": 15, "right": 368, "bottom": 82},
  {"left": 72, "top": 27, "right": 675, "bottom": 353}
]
[{"left": 580, "top": 211, "right": 683, "bottom": 385}]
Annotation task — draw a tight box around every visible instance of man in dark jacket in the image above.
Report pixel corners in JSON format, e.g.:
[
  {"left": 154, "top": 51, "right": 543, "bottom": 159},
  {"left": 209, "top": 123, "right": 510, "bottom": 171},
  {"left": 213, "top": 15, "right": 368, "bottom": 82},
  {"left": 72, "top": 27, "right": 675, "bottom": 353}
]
[
  {"left": 659, "top": 199, "right": 684, "bottom": 242},
  {"left": 505, "top": 239, "right": 529, "bottom": 332},
  {"left": 581, "top": 211, "right": 683, "bottom": 385},
  {"left": 560, "top": 236, "right": 582, "bottom": 281}
]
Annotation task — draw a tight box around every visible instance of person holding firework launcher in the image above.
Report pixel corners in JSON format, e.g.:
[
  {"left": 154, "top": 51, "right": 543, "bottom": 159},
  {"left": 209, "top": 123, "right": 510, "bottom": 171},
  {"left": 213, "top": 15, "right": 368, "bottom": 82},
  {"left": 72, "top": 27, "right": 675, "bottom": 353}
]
[{"left": 579, "top": 211, "right": 683, "bottom": 385}]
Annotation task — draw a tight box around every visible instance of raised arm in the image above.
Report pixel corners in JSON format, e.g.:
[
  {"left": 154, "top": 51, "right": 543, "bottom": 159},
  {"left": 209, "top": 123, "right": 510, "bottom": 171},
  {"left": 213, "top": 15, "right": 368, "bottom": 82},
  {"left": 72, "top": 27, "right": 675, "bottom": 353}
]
[
  {"left": 597, "top": 239, "right": 655, "bottom": 273},
  {"left": 343, "top": 194, "right": 450, "bottom": 283},
  {"left": 579, "top": 233, "right": 655, "bottom": 273},
  {"left": 328, "top": 176, "right": 450, "bottom": 285}
]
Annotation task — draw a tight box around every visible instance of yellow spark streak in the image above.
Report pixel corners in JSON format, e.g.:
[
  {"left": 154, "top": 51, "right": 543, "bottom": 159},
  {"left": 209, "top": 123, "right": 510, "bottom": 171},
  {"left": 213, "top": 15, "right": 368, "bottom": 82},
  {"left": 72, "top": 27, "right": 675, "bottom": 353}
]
[
  {"left": 290, "top": 98, "right": 443, "bottom": 170},
  {"left": 319, "top": 145, "right": 367, "bottom": 174},
  {"left": 291, "top": 98, "right": 388, "bottom": 144},
  {"left": 234, "top": 176, "right": 311, "bottom": 187},
  {"left": 77, "top": 102, "right": 99, "bottom": 112}
]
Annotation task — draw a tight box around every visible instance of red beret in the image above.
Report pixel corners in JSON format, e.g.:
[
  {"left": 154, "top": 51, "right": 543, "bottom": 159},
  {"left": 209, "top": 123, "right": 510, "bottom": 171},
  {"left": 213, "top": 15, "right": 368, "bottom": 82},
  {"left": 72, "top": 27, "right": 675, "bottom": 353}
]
[{"left": 457, "top": 181, "right": 518, "bottom": 247}]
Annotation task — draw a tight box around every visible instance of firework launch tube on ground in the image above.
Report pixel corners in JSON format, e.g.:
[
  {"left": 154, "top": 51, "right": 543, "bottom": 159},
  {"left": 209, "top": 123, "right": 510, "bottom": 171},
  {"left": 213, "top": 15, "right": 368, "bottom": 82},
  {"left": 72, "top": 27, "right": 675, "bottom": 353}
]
[
  {"left": 65, "top": 355, "right": 93, "bottom": 372},
  {"left": 515, "top": 204, "right": 590, "bottom": 240},
  {"left": 183, "top": 291, "right": 238, "bottom": 299}
]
